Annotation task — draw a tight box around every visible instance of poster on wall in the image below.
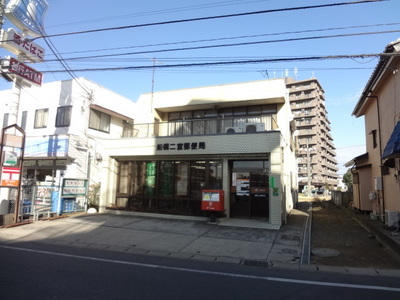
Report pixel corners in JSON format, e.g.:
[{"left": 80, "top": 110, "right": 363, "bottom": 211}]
[{"left": 235, "top": 172, "right": 250, "bottom": 196}]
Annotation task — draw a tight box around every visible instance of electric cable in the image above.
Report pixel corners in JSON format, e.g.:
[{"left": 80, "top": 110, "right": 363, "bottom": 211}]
[{"left": 29, "top": 0, "right": 386, "bottom": 41}]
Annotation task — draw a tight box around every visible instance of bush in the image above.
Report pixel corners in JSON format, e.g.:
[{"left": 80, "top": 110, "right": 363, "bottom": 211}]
[{"left": 88, "top": 183, "right": 100, "bottom": 210}]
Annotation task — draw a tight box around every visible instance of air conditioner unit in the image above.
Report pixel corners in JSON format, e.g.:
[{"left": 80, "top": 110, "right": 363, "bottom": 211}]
[
  {"left": 385, "top": 210, "right": 400, "bottom": 227},
  {"left": 225, "top": 123, "right": 265, "bottom": 134}
]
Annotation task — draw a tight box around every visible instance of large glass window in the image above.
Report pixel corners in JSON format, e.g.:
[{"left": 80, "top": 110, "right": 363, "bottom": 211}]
[
  {"left": 114, "top": 159, "right": 223, "bottom": 216},
  {"left": 175, "top": 161, "right": 189, "bottom": 197},
  {"left": 89, "top": 108, "right": 111, "bottom": 133},
  {"left": 55, "top": 106, "right": 72, "bottom": 127},
  {"left": 209, "top": 161, "right": 223, "bottom": 189},
  {"left": 160, "top": 161, "right": 174, "bottom": 198},
  {"left": 34, "top": 108, "right": 48, "bottom": 128},
  {"left": 190, "top": 161, "right": 206, "bottom": 199}
]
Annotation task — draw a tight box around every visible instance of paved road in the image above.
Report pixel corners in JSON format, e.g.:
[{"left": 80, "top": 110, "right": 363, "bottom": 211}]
[{"left": 1, "top": 242, "right": 400, "bottom": 300}]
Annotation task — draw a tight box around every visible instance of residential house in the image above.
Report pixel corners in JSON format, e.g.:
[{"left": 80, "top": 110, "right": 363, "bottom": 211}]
[{"left": 350, "top": 38, "right": 400, "bottom": 226}]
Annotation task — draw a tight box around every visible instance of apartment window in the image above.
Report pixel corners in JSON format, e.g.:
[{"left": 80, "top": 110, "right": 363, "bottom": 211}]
[
  {"left": 21, "top": 111, "right": 27, "bottom": 130},
  {"left": 89, "top": 108, "right": 111, "bottom": 133},
  {"left": 34, "top": 108, "right": 48, "bottom": 128},
  {"left": 3, "top": 113, "right": 9, "bottom": 128},
  {"left": 55, "top": 106, "right": 72, "bottom": 127}
]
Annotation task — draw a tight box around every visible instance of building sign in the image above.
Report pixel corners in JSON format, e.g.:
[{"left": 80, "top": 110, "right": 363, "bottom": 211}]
[
  {"left": 5, "top": 0, "right": 49, "bottom": 37},
  {"left": 156, "top": 142, "right": 206, "bottom": 151},
  {"left": 24, "top": 135, "right": 68, "bottom": 157},
  {"left": 2, "top": 133, "right": 23, "bottom": 148},
  {"left": 0, "top": 166, "right": 20, "bottom": 187},
  {"left": 61, "top": 178, "right": 88, "bottom": 197},
  {"left": 1, "top": 28, "right": 45, "bottom": 62},
  {"left": 9, "top": 57, "right": 43, "bottom": 86},
  {"left": 3, "top": 151, "right": 18, "bottom": 166}
]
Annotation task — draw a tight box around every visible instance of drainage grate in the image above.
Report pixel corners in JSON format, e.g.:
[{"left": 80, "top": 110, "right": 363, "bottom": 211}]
[
  {"left": 281, "top": 234, "right": 301, "bottom": 241},
  {"left": 241, "top": 259, "right": 269, "bottom": 268}
]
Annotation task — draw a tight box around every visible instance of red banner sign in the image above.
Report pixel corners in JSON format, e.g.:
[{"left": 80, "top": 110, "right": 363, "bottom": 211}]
[{"left": 9, "top": 57, "right": 43, "bottom": 86}]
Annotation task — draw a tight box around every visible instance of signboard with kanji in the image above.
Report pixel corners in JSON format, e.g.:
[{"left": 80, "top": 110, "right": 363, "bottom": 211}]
[
  {"left": 1, "top": 28, "right": 45, "bottom": 62},
  {"left": 61, "top": 178, "right": 88, "bottom": 198},
  {"left": 9, "top": 57, "right": 43, "bottom": 86}
]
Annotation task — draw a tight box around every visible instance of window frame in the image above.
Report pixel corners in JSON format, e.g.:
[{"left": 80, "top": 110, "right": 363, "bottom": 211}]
[
  {"left": 34, "top": 108, "right": 49, "bottom": 128},
  {"left": 55, "top": 106, "right": 72, "bottom": 127},
  {"left": 89, "top": 108, "right": 111, "bottom": 133}
]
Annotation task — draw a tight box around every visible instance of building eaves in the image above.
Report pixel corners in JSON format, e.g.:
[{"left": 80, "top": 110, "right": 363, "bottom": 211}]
[
  {"left": 344, "top": 152, "right": 369, "bottom": 168},
  {"left": 352, "top": 38, "right": 400, "bottom": 117}
]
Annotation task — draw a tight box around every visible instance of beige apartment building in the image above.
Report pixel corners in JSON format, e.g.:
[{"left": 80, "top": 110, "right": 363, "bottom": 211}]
[{"left": 287, "top": 78, "right": 339, "bottom": 192}]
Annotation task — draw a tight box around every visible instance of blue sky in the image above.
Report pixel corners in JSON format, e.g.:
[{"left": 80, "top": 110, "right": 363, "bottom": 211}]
[{"left": 1, "top": 0, "right": 399, "bottom": 174}]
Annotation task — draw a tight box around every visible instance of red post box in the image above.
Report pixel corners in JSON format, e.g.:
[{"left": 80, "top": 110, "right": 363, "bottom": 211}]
[{"left": 201, "top": 190, "right": 224, "bottom": 211}]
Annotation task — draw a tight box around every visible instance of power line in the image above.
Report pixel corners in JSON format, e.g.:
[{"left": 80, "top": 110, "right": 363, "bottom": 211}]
[
  {"left": 48, "top": 0, "right": 274, "bottom": 29},
  {"left": 41, "top": 29, "right": 400, "bottom": 63},
  {"left": 43, "top": 22, "right": 400, "bottom": 57},
  {"left": 30, "top": 0, "right": 386, "bottom": 41},
  {"left": 34, "top": 53, "right": 390, "bottom": 74},
  {"left": 20, "top": 0, "right": 92, "bottom": 95}
]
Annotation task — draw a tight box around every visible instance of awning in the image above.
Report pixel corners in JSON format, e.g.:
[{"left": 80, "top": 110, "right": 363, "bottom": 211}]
[{"left": 382, "top": 122, "right": 400, "bottom": 159}]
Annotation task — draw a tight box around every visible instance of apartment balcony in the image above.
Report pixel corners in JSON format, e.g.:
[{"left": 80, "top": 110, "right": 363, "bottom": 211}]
[
  {"left": 298, "top": 128, "right": 319, "bottom": 136},
  {"left": 289, "top": 92, "right": 317, "bottom": 102},
  {"left": 288, "top": 83, "right": 316, "bottom": 93},
  {"left": 125, "top": 115, "right": 278, "bottom": 138},
  {"left": 290, "top": 100, "right": 317, "bottom": 109}
]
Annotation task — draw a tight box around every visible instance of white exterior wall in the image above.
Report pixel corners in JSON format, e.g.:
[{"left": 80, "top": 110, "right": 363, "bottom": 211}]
[
  {"left": 0, "top": 77, "right": 136, "bottom": 191},
  {"left": 100, "top": 79, "right": 297, "bottom": 227},
  {"left": 136, "top": 79, "right": 287, "bottom": 123}
]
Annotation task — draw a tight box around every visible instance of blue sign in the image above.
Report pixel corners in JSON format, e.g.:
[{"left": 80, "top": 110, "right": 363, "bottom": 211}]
[
  {"left": 5, "top": 0, "right": 49, "bottom": 37},
  {"left": 24, "top": 136, "right": 69, "bottom": 157}
]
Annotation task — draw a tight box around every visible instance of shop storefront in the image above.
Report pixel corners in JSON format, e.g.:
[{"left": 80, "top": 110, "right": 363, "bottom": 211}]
[{"left": 114, "top": 160, "right": 223, "bottom": 216}]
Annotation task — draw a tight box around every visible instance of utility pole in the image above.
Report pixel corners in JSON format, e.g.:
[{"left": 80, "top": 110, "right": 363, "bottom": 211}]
[
  {"left": 306, "top": 139, "right": 312, "bottom": 197},
  {"left": 0, "top": 0, "right": 5, "bottom": 31}
]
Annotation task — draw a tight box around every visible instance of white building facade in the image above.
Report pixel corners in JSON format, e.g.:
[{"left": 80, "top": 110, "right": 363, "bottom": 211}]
[
  {"left": 99, "top": 79, "right": 298, "bottom": 229},
  {"left": 0, "top": 78, "right": 136, "bottom": 218}
]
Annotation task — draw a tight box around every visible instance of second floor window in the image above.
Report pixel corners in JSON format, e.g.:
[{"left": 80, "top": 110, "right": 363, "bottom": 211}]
[
  {"left": 34, "top": 108, "right": 48, "bottom": 128},
  {"left": 89, "top": 108, "right": 111, "bottom": 133},
  {"left": 56, "top": 106, "right": 72, "bottom": 127},
  {"left": 3, "top": 113, "right": 9, "bottom": 128}
]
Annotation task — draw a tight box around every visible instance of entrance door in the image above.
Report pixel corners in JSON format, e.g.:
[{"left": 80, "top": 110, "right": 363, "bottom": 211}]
[
  {"left": 249, "top": 173, "right": 269, "bottom": 218},
  {"left": 230, "top": 171, "right": 269, "bottom": 219}
]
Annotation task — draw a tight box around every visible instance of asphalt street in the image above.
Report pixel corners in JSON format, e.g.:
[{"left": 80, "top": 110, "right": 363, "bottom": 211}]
[{"left": 1, "top": 242, "right": 400, "bottom": 300}]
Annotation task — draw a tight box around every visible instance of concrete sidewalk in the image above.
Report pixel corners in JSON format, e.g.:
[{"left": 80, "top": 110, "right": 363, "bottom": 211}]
[
  {"left": 0, "top": 202, "right": 309, "bottom": 266},
  {"left": 0, "top": 201, "right": 399, "bottom": 277}
]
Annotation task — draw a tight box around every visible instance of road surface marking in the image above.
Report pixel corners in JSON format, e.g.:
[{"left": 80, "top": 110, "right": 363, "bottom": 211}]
[{"left": 1, "top": 244, "right": 399, "bottom": 292}]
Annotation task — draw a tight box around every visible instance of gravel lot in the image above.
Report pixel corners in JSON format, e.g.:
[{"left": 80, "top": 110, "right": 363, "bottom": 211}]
[{"left": 310, "top": 200, "right": 400, "bottom": 270}]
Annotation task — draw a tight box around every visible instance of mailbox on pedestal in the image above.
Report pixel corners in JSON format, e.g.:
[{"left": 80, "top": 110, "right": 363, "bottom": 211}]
[{"left": 201, "top": 190, "right": 224, "bottom": 211}]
